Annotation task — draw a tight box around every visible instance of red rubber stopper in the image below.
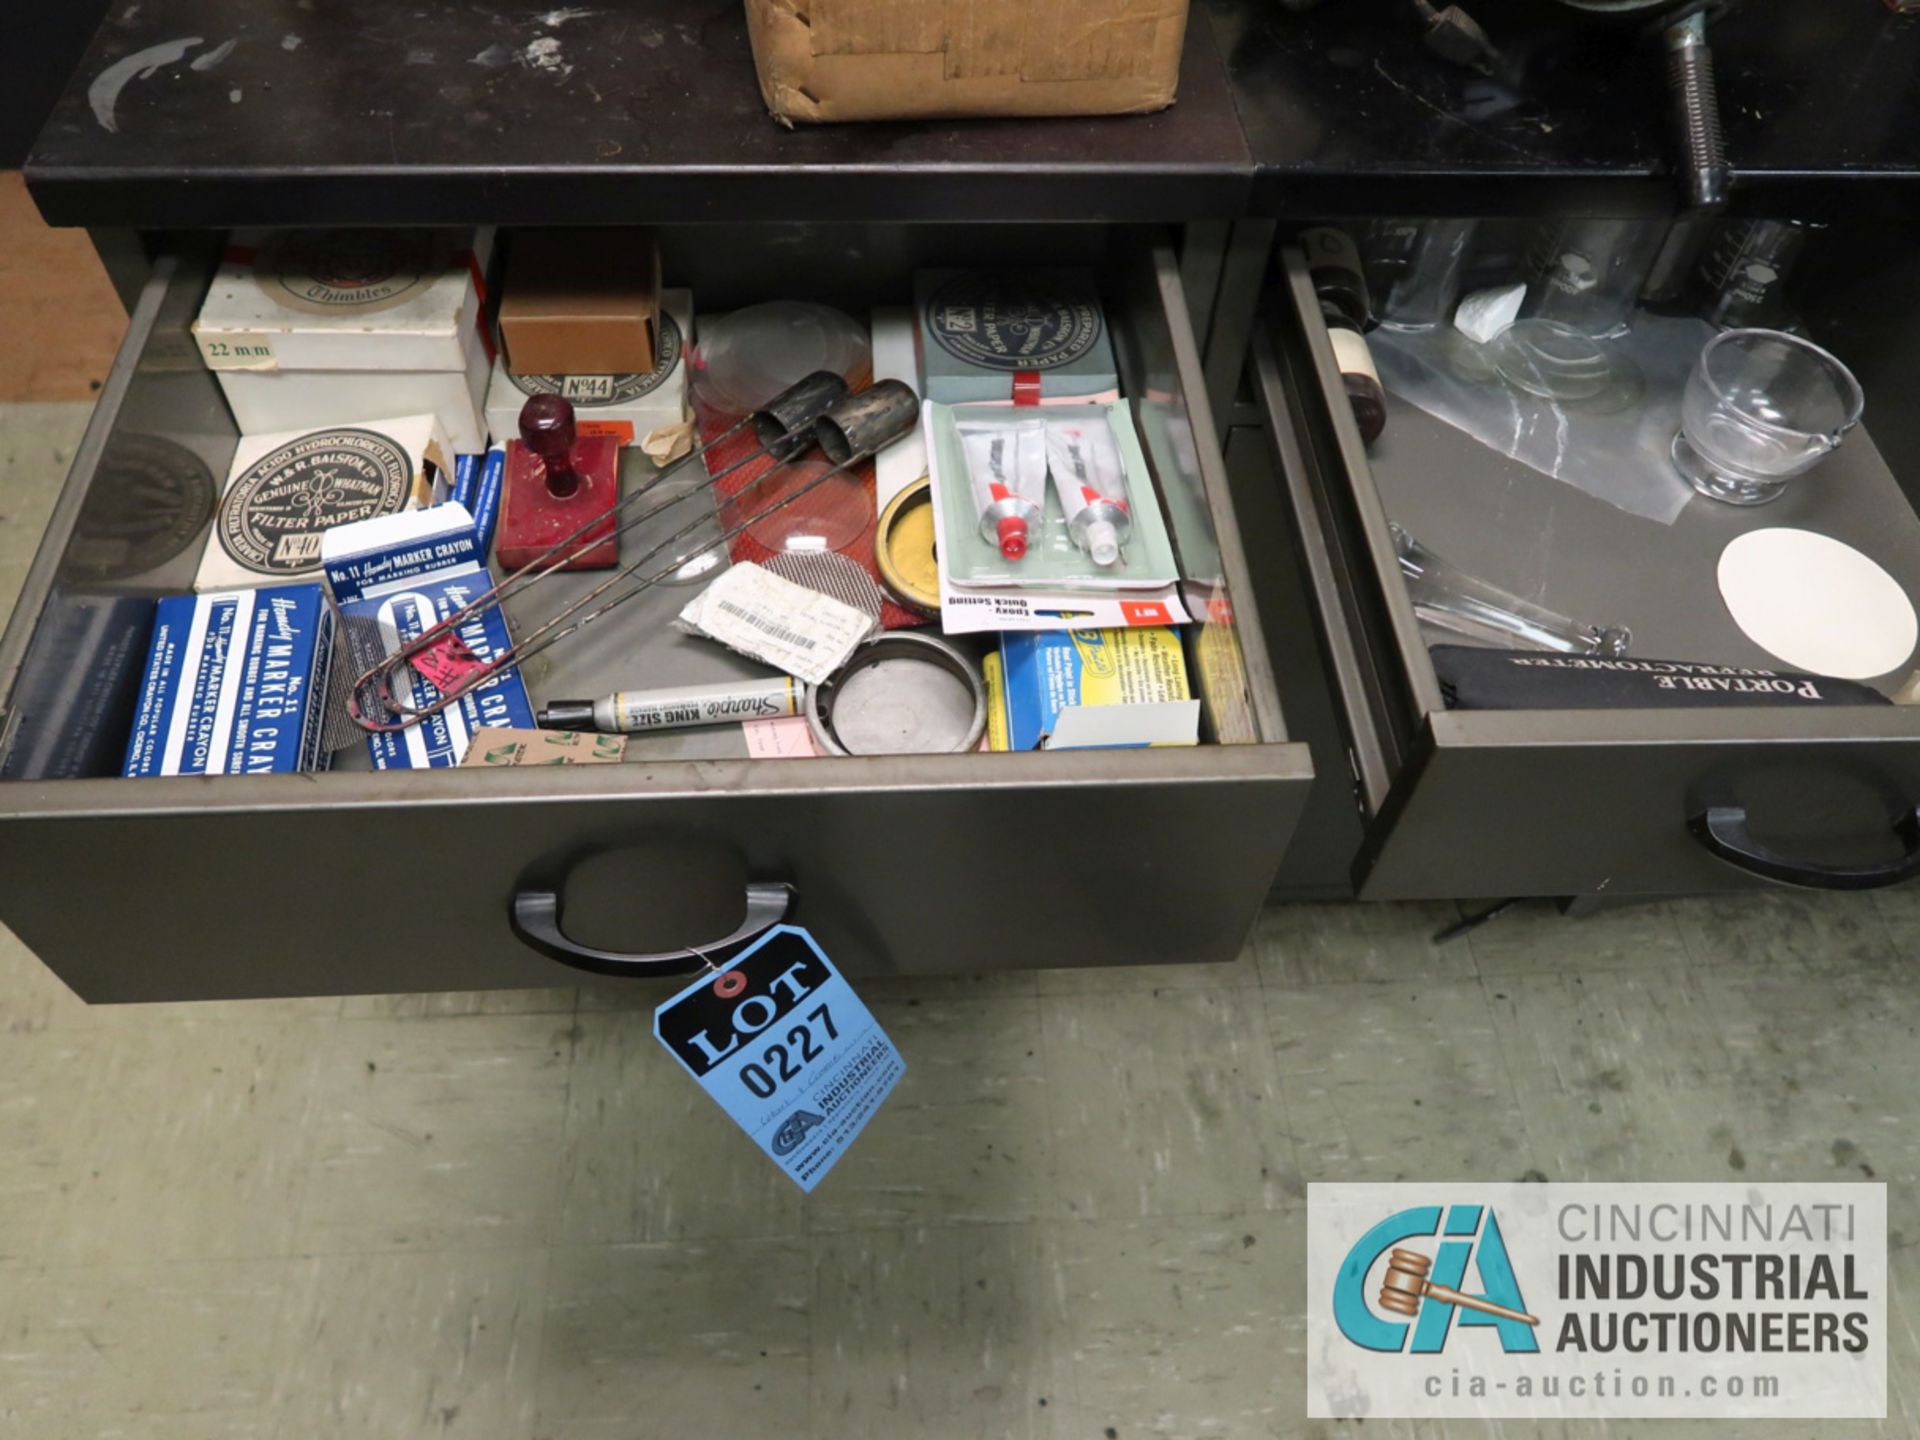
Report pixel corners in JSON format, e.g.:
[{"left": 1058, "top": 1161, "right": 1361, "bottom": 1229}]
[
  {"left": 997, "top": 515, "right": 1028, "bottom": 560},
  {"left": 520, "top": 394, "right": 580, "bottom": 499}
]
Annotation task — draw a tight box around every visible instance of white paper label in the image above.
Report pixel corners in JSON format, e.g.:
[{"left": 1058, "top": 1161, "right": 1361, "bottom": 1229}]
[
  {"left": 1329, "top": 327, "right": 1380, "bottom": 386},
  {"left": 196, "top": 331, "right": 280, "bottom": 371},
  {"left": 742, "top": 714, "right": 825, "bottom": 758},
  {"left": 677, "top": 562, "right": 872, "bottom": 686}
]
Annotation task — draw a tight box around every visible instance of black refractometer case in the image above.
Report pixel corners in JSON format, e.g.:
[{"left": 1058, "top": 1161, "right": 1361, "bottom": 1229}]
[{"left": 1432, "top": 646, "right": 1894, "bottom": 711}]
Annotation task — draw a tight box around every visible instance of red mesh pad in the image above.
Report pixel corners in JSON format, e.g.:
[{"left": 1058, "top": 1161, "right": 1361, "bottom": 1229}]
[{"left": 699, "top": 412, "right": 924, "bottom": 631}]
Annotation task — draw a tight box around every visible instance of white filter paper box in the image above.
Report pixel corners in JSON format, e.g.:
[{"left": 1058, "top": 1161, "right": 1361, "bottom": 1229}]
[{"left": 195, "top": 413, "right": 452, "bottom": 592}]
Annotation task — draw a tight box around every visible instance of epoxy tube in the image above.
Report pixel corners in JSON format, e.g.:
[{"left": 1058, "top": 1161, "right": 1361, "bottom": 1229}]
[
  {"left": 1046, "top": 415, "right": 1132, "bottom": 567},
  {"left": 538, "top": 676, "right": 802, "bottom": 733},
  {"left": 958, "top": 418, "right": 1046, "bottom": 560}
]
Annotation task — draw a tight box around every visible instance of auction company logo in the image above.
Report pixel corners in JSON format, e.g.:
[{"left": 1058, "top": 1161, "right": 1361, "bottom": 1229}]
[
  {"left": 1309, "top": 1182, "right": 1886, "bottom": 1421},
  {"left": 1334, "top": 1203, "right": 1539, "bottom": 1355}
]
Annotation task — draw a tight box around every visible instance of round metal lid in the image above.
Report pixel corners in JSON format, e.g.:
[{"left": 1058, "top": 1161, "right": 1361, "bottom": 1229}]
[{"left": 805, "top": 631, "right": 986, "bottom": 757}]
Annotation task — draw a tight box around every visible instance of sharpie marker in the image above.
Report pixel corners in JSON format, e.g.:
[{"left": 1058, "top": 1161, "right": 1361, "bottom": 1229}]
[{"left": 538, "top": 677, "right": 802, "bottom": 734}]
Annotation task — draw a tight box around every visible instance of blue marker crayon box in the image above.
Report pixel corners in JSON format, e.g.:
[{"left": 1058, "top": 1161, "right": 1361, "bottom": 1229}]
[
  {"left": 122, "top": 584, "right": 334, "bottom": 777},
  {"left": 448, "top": 447, "right": 505, "bottom": 560},
  {"left": 321, "top": 501, "right": 533, "bottom": 769}
]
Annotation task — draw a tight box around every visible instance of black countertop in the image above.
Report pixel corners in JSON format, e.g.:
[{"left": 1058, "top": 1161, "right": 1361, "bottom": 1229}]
[
  {"left": 25, "top": 0, "right": 1920, "bottom": 230},
  {"left": 1216, "top": 0, "right": 1920, "bottom": 218},
  {"left": 25, "top": 0, "right": 1251, "bottom": 228}
]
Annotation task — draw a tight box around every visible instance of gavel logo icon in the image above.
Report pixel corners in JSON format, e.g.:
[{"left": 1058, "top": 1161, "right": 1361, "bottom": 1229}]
[{"left": 1378, "top": 1248, "right": 1539, "bottom": 1326}]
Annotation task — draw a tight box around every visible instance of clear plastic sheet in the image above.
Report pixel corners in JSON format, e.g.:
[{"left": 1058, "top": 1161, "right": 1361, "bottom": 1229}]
[{"left": 1372, "top": 314, "right": 1717, "bottom": 526}]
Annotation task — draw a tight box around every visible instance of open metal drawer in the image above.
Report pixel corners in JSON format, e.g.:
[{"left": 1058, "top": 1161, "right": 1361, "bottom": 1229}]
[
  {"left": 1259, "top": 242, "right": 1920, "bottom": 902},
  {"left": 0, "top": 229, "right": 1312, "bottom": 1002}
]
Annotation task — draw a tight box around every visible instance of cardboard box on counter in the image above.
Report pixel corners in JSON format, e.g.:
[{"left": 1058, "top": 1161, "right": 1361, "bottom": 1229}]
[
  {"left": 322, "top": 502, "right": 535, "bottom": 770},
  {"left": 486, "top": 289, "right": 691, "bottom": 451},
  {"left": 499, "top": 229, "right": 661, "bottom": 377},
  {"left": 743, "top": 0, "right": 1187, "bottom": 124},
  {"left": 195, "top": 413, "right": 452, "bottom": 593},
  {"left": 193, "top": 228, "right": 493, "bottom": 453},
  {"left": 916, "top": 270, "right": 1119, "bottom": 404},
  {"left": 122, "top": 585, "right": 334, "bottom": 777}
]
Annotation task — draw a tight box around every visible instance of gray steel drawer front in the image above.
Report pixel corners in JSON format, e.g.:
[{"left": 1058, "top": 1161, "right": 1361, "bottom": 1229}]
[
  {"left": 1265, "top": 245, "right": 1920, "bottom": 902},
  {"left": 0, "top": 233, "right": 1313, "bottom": 1002}
]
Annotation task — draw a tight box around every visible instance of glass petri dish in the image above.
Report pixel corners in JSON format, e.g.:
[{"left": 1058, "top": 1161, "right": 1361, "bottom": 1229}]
[
  {"left": 1485, "top": 320, "right": 1645, "bottom": 415},
  {"left": 623, "top": 471, "right": 727, "bottom": 585},
  {"left": 691, "top": 302, "right": 871, "bottom": 420},
  {"left": 739, "top": 458, "right": 870, "bottom": 555}
]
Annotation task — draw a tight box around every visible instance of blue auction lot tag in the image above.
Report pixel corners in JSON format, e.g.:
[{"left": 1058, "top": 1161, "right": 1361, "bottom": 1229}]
[{"left": 653, "top": 925, "right": 904, "bottom": 1193}]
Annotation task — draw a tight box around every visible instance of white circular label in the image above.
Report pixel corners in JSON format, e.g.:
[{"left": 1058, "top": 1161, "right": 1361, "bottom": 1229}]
[{"left": 257, "top": 231, "right": 438, "bottom": 315}]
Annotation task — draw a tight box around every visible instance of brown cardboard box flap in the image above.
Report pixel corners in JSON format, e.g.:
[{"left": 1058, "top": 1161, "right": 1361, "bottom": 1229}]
[
  {"left": 500, "top": 229, "right": 661, "bottom": 376},
  {"left": 743, "top": 0, "right": 1187, "bottom": 125}
]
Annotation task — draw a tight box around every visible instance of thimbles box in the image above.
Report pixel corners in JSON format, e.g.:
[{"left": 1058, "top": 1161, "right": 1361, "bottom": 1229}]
[{"left": 192, "top": 228, "right": 495, "bottom": 453}]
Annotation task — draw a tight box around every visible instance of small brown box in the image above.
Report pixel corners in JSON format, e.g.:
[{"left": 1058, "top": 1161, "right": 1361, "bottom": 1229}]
[
  {"left": 499, "top": 229, "right": 661, "bottom": 376},
  {"left": 742, "top": 0, "right": 1188, "bottom": 125}
]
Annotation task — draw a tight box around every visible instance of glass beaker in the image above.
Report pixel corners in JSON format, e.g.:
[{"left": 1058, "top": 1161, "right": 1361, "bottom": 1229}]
[
  {"left": 1670, "top": 328, "right": 1865, "bottom": 506},
  {"left": 1378, "top": 219, "right": 1479, "bottom": 333},
  {"left": 1523, "top": 218, "right": 1668, "bottom": 340},
  {"left": 1392, "top": 523, "right": 1631, "bottom": 657},
  {"left": 1359, "top": 218, "right": 1423, "bottom": 304},
  {"left": 1697, "top": 219, "right": 1812, "bottom": 332}
]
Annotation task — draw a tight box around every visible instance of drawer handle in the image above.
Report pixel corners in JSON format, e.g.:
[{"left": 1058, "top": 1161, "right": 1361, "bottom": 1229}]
[
  {"left": 1689, "top": 805, "right": 1920, "bottom": 892},
  {"left": 510, "top": 881, "right": 793, "bottom": 978}
]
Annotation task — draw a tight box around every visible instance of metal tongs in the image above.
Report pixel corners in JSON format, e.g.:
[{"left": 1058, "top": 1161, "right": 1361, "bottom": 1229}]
[{"left": 345, "top": 373, "right": 921, "bottom": 733}]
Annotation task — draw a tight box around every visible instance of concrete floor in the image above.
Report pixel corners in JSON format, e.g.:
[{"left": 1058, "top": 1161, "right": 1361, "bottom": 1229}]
[{"left": 0, "top": 203, "right": 1915, "bottom": 1439}]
